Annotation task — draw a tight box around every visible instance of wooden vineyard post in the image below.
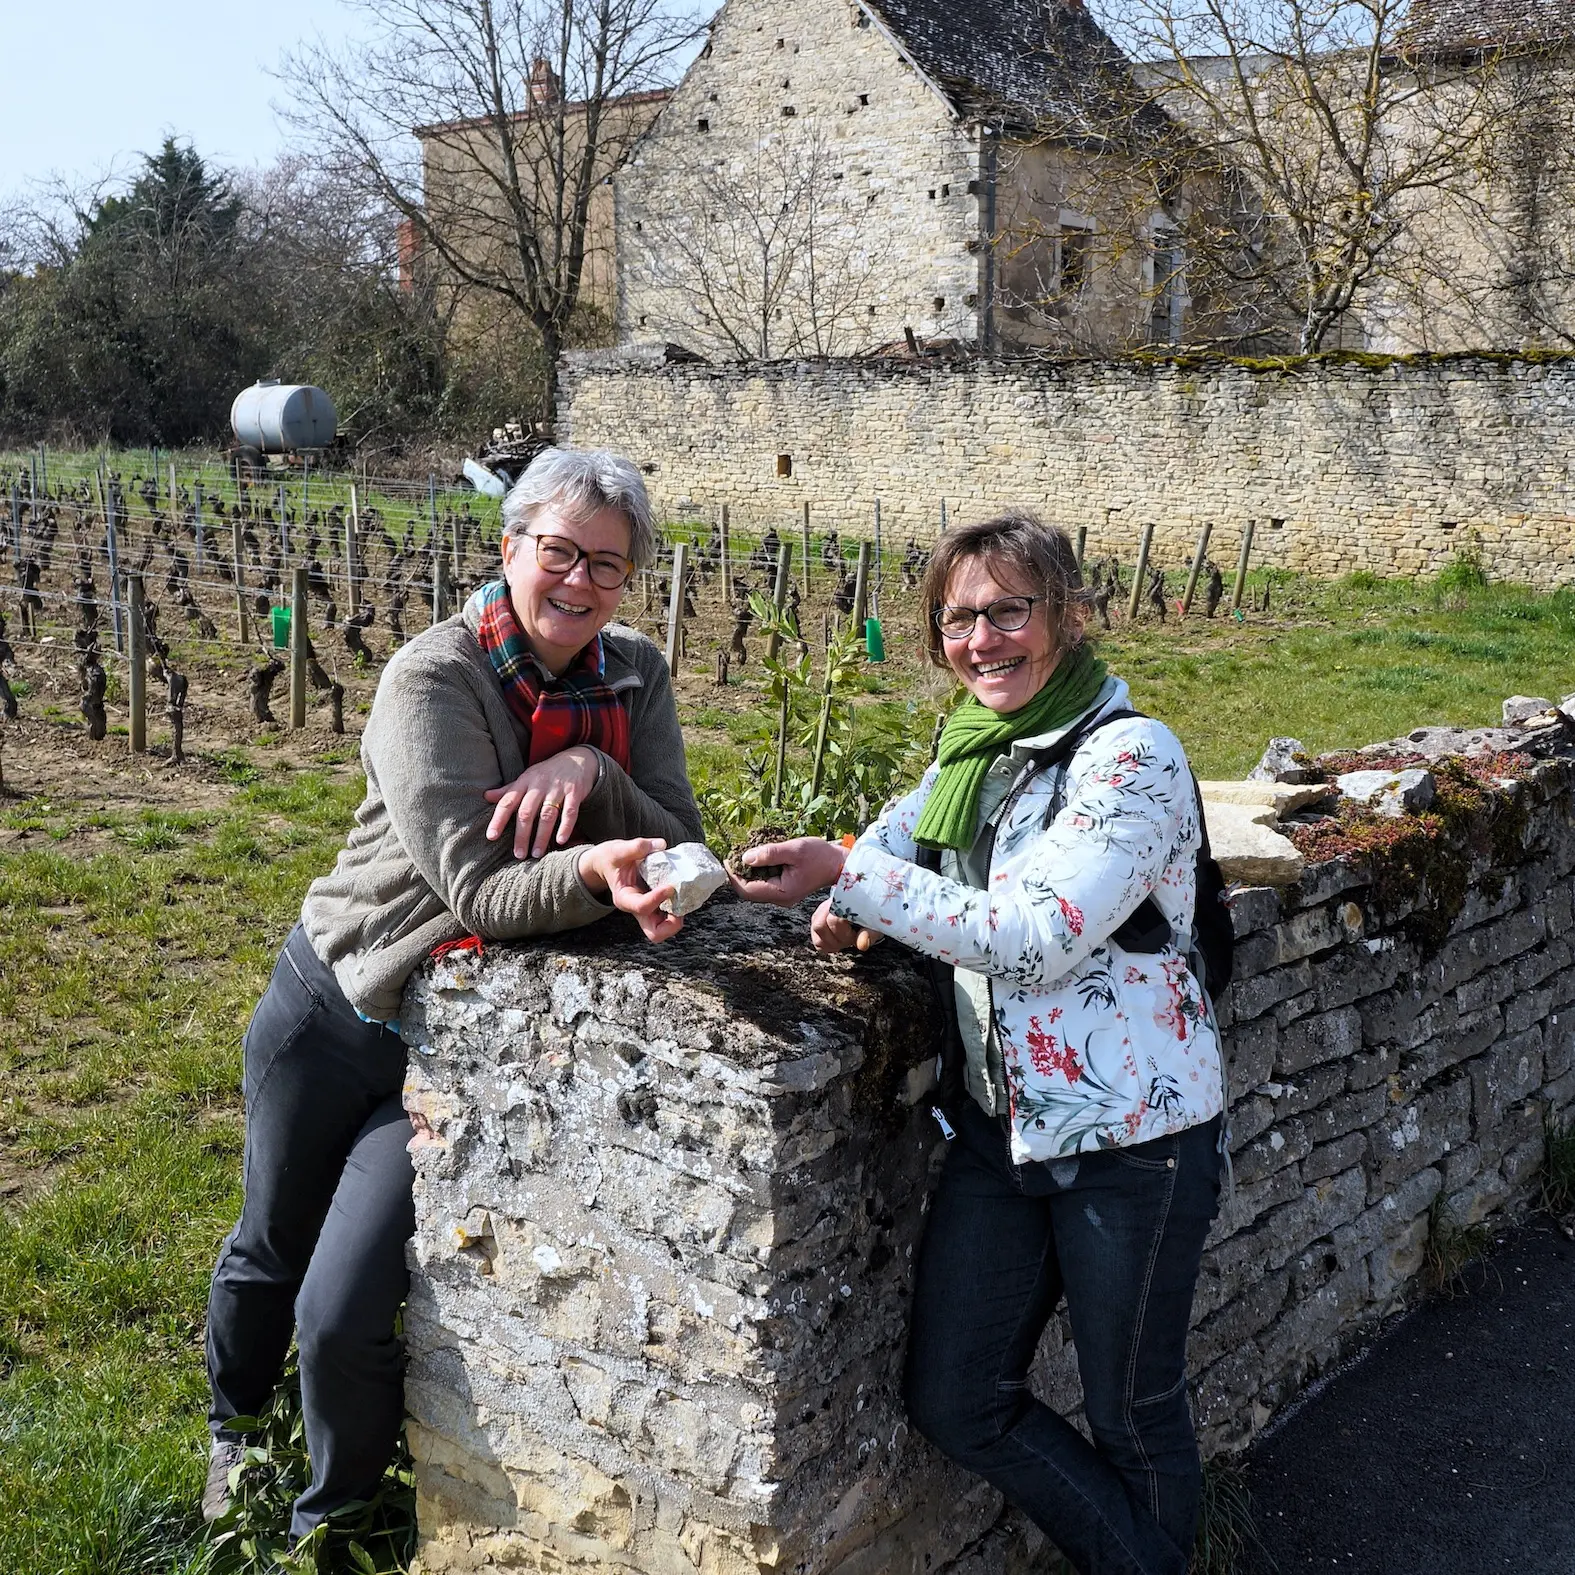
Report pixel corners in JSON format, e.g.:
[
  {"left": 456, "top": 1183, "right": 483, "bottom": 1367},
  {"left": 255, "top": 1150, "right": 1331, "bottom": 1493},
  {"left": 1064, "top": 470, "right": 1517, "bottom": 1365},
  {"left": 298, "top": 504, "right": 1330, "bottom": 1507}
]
[
  {"left": 1232, "top": 521, "right": 1256, "bottom": 614},
  {"left": 1128, "top": 522, "right": 1155, "bottom": 622},
  {"left": 347, "top": 484, "right": 361, "bottom": 616},
  {"left": 717, "top": 505, "right": 730, "bottom": 603},
  {"left": 1182, "top": 522, "right": 1214, "bottom": 615},
  {"left": 451, "top": 513, "right": 462, "bottom": 582},
  {"left": 766, "top": 541, "right": 794, "bottom": 662},
  {"left": 801, "top": 501, "right": 812, "bottom": 596},
  {"left": 127, "top": 574, "right": 147, "bottom": 753},
  {"left": 433, "top": 555, "right": 451, "bottom": 624},
  {"left": 1075, "top": 526, "right": 1088, "bottom": 574},
  {"left": 105, "top": 484, "right": 126, "bottom": 655},
  {"left": 290, "top": 565, "right": 308, "bottom": 730},
  {"left": 232, "top": 515, "right": 250, "bottom": 644},
  {"left": 664, "top": 542, "right": 688, "bottom": 678},
  {"left": 169, "top": 461, "right": 178, "bottom": 521},
  {"left": 869, "top": 497, "right": 882, "bottom": 614},
  {"left": 9, "top": 481, "right": 19, "bottom": 569},
  {"left": 193, "top": 482, "right": 205, "bottom": 573},
  {"left": 851, "top": 540, "right": 872, "bottom": 631}
]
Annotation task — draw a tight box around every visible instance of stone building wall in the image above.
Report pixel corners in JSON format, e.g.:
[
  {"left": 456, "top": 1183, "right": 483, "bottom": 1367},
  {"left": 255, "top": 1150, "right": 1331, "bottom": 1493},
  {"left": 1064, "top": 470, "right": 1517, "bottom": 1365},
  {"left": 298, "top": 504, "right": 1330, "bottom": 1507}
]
[
  {"left": 402, "top": 751, "right": 1575, "bottom": 1573},
  {"left": 561, "top": 350, "right": 1575, "bottom": 588},
  {"left": 616, "top": 0, "right": 985, "bottom": 359}
]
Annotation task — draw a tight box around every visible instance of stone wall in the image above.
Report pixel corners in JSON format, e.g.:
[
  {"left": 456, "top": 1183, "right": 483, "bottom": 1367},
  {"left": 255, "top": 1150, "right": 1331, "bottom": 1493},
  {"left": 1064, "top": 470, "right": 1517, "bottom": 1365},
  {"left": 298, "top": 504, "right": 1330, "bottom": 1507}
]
[
  {"left": 401, "top": 750, "right": 1575, "bottom": 1572},
  {"left": 560, "top": 351, "right": 1575, "bottom": 589}
]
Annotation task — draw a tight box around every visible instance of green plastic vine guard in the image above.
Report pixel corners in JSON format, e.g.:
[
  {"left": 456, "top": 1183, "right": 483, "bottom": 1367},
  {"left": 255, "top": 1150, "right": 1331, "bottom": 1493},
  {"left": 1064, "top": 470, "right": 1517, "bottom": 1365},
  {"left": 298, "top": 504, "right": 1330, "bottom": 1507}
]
[
  {"left": 272, "top": 605, "right": 291, "bottom": 649},
  {"left": 864, "top": 616, "right": 886, "bottom": 662}
]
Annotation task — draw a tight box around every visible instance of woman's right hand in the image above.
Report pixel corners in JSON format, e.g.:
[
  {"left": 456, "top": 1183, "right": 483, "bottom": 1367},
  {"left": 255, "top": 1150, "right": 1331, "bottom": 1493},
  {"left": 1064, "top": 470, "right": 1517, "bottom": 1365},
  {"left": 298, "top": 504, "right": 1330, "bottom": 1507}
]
[
  {"left": 578, "top": 838, "right": 683, "bottom": 943},
  {"left": 729, "top": 835, "right": 848, "bottom": 905}
]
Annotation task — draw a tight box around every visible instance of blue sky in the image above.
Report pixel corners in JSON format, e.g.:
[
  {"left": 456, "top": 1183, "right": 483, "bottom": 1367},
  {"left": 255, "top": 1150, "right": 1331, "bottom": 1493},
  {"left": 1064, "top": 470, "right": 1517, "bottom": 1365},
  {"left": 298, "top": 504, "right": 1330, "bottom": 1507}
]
[{"left": 0, "top": 0, "right": 372, "bottom": 194}]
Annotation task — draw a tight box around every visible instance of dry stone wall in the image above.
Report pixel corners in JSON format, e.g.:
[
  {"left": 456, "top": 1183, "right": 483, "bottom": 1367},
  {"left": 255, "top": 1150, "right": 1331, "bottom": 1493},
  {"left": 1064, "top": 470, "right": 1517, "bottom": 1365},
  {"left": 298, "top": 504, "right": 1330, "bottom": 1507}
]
[
  {"left": 561, "top": 351, "right": 1575, "bottom": 589},
  {"left": 402, "top": 753, "right": 1575, "bottom": 1573}
]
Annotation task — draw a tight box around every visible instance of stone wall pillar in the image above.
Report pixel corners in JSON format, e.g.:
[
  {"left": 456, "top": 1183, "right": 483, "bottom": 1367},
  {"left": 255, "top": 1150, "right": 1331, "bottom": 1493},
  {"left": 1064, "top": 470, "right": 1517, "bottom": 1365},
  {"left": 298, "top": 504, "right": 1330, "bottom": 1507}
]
[{"left": 401, "top": 901, "right": 1002, "bottom": 1574}]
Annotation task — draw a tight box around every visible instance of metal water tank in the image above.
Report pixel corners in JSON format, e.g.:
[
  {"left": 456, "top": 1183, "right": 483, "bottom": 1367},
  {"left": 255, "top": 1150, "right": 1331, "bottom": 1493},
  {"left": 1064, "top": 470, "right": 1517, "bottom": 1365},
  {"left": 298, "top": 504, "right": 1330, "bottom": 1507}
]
[{"left": 230, "top": 380, "right": 338, "bottom": 453}]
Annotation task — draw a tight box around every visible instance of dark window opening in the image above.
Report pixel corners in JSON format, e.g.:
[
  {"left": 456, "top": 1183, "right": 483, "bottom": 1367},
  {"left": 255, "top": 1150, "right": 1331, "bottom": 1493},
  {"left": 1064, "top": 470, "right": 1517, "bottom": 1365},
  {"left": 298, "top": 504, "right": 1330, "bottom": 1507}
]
[
  {"left": 868, "top": 304, "right": 877, "bottom": 315},
  {"left": 1060, "top": 228, "right": 1091, "bottom": 296},
  {"left": 967, "top": 178, "right": 980, "bottom": 195},
  {"left": 933, "top": 296, "right": 945, "bottom": 311},
  {"left": 777, "top": 454, "right": 793, "bottom": 477},
  {"left": 782, "top": 104, "right": 796, "bottom": 116},
  {"left": 859, "top": 93, "right": 869, "bottom": 105},
  {"left": 1269, "top": 518, "right": 1285, "bottom": 530},
  {"left": 1441, "top": 520, "right": 1458, "bottom": 532},
  {"left": 928, "top": 189, "right": 936, "bottom": 200},
  {"left": 964, "top": 292, "right": 978, "bottom": 307},
  {"left": 697, "top": 118, "right": 709, "bottom": 132},
  {"left": 639, "top": 315, "right": 647, "bottom": 326},
  {"left": 776, "top": 36, "right": 785, "bottom": 47},
  {"left": 941, "top": 183, "right": 950, "bottom": 197}
]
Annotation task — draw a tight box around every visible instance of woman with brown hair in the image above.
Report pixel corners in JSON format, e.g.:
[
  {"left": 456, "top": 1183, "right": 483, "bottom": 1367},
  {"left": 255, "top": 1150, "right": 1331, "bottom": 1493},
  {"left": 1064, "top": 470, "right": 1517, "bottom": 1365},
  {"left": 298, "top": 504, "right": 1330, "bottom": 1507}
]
[{"left": 735, "top": 511, "right": 1225, "bottom": 1575}]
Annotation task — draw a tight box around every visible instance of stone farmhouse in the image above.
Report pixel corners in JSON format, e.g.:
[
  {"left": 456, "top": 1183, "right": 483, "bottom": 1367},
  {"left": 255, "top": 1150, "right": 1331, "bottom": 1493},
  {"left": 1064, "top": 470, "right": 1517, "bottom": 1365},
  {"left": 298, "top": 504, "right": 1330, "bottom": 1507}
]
[
  {"left": 410, "top": 61, "right": 670, "bottom": 329},
  {"left": 613, "top": 0, "right": 1225, "bottom": 360},
  {"left": 1361, "top": 0, "right": 1575, "bottom": 352}
]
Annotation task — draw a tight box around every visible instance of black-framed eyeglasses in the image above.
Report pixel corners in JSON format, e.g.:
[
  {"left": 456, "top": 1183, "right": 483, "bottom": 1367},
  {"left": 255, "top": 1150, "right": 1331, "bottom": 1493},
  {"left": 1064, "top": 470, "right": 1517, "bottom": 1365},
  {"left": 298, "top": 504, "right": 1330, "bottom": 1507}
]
[
  {"left": 934, "top": 595, "right": 1041, "bottom": 640},
  {"left": 525, "top": 532, "right": 633, "bottom": 590}
]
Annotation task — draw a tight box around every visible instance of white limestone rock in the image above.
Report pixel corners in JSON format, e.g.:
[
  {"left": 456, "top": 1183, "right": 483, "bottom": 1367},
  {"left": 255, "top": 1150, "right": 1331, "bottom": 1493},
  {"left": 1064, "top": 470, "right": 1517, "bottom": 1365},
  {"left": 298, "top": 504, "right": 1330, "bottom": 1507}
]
[
  {"left": 639, "top": 842, "right": 730, "bottom": 916},
  {"left": 1503, "top": 695, "right": 1554, "bottom": 726},
  {"left": 1199, "top": 780, "right": 1335, "bottom": 817},
  {"left": 1204, "top": 801, "right": 1306, "bottom": 887},
  {"left": 1335, "top": 767, "right": 1436, "bottom": 818},
  {"left": 1248, "top": 737, "right": 1319, "bottom": 784}
]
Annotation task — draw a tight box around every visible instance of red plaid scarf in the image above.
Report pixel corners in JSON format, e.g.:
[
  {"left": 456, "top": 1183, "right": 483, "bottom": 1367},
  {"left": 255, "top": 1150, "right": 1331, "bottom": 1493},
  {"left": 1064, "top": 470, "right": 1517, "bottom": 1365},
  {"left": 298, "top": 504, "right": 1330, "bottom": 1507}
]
[{"left": 471, "top": 580, "right": 631, "bottom": 771}]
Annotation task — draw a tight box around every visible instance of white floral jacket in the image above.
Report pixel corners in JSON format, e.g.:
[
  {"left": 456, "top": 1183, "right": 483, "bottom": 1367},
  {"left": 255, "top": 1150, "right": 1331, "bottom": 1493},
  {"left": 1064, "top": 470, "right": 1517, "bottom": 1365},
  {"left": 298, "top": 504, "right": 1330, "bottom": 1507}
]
[{"left": 830, "top": 680, "right": 1224, "bottom": 1162}]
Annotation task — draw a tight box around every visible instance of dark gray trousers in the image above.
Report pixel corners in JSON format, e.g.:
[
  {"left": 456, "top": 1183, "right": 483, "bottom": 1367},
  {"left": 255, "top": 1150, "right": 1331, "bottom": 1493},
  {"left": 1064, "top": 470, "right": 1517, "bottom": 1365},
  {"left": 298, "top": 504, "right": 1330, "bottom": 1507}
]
[{"left": 205, "top": 923, "right": 415, "bottom": 1538}]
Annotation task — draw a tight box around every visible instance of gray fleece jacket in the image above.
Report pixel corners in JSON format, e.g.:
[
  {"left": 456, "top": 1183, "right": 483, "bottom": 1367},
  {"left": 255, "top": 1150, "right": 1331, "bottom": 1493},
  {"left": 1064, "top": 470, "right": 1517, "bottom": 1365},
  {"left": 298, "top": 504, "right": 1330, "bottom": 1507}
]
[{"left": 300, "top": 607, "right": 703, "bottom": 1019}]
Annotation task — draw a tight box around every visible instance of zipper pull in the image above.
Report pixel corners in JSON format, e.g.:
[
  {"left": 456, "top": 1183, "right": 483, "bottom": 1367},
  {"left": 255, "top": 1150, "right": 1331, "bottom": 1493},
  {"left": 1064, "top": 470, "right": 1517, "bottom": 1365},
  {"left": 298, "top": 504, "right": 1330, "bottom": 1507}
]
[{"left": 931, "top": 1106, "right": 956, "bottom": 1141}]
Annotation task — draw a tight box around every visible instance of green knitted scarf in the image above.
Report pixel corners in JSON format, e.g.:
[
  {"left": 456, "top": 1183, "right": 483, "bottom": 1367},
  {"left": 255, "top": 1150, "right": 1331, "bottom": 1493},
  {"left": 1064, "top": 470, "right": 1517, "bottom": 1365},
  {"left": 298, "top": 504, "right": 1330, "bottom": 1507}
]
[{"left": 915, "top": 645, "right": 1108, "bottom": 851}]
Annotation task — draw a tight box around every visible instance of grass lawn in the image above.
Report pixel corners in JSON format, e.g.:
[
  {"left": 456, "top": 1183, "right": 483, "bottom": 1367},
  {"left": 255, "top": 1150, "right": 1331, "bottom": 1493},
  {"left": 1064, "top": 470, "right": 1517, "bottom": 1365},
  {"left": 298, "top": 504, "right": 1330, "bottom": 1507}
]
[
  {"left": 0, "top": 567, "right": 1571, "bottom": 1572},
  {"left": 0, "top": 763, "right": 366, "bottom": 1575}
]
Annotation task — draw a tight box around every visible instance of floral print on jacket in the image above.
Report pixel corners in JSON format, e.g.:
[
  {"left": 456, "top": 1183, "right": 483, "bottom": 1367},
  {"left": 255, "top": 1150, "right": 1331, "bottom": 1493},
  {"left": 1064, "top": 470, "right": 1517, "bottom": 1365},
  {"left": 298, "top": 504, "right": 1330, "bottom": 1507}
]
[{"left": 829, "top": 681, "right": 1224, "bottom": 1162}]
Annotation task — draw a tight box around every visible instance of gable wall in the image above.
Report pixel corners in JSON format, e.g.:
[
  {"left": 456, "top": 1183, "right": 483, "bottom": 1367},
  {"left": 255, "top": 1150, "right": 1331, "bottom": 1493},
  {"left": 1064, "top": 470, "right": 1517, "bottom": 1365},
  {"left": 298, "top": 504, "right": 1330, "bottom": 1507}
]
[{"left": 615, "top": 0, "right": 983, "bottom": 357}]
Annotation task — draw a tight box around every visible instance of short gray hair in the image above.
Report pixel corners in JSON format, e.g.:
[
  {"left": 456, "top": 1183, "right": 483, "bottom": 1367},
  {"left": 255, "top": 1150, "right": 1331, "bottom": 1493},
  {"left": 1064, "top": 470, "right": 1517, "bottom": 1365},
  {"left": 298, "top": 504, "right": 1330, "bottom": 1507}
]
[{"left": 500, "top": 446, "right": 658, "bottom": 569}]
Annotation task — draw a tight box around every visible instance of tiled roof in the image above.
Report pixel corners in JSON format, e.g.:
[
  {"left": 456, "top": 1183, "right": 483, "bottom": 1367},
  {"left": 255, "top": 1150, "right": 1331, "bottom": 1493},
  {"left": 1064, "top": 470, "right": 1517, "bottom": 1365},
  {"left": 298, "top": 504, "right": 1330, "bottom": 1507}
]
[
  {"left": 864, "top": 0, "right": 1139, "bottom": 128},
  {"left": 1404, "top": 0, "right": 1573, "bottom": 51}
]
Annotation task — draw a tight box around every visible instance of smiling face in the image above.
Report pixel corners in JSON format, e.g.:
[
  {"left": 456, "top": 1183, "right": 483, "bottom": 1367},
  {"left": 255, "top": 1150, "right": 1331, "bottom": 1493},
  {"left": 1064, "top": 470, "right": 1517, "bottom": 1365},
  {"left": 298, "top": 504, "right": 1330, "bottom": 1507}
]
[
  {"left": 940, "top": 553, "right": 1067, "bottom": 714},
  {"left": 500, "top": 501, "right": 632, "bottom": 675}
]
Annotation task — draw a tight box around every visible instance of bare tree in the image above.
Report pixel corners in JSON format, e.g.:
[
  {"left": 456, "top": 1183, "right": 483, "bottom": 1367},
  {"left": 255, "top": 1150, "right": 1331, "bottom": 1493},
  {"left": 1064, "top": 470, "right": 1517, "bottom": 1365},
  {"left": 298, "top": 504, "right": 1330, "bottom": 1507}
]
[
  {"left": 629, "top": 118, "right": 879, "bottom": 360},
  {"left": 282, "top": 0, "right": 707, "bottom": 422},
  {"left": 1084, "top": 0, "right": 1549, "bottom": 352}
]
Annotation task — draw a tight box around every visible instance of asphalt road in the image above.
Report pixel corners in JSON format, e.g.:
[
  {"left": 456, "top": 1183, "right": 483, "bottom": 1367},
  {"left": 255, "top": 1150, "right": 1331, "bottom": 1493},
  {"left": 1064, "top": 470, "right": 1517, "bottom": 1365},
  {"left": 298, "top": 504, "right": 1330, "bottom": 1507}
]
[{"left": 1241, "top": 1218, "right": 1575, "bottom": 1575}]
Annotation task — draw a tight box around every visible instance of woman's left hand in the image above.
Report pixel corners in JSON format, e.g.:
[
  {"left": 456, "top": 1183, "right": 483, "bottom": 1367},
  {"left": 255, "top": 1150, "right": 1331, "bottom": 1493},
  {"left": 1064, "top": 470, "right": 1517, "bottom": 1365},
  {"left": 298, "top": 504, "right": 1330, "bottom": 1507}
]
[
  {"left": 810, "top": 896, "right": 882, "bottom": 954},
  {"left": 485, "top": 746, "right": 601, "bottom": 859}
]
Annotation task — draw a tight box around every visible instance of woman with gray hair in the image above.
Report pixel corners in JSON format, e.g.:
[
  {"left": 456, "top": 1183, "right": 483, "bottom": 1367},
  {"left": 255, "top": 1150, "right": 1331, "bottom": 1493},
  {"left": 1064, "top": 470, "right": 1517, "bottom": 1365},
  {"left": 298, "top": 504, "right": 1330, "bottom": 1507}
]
[{"left": 202, "top": 447, "right": 701, "bottom": 1543}]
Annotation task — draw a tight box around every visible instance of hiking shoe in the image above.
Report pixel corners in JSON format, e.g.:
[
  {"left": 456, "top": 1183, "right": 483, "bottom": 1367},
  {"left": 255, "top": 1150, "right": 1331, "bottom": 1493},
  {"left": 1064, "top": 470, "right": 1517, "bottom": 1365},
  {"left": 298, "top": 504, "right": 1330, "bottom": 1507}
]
[{"left": 202, "top": 1436, "right": 247, "bottom": 1522}]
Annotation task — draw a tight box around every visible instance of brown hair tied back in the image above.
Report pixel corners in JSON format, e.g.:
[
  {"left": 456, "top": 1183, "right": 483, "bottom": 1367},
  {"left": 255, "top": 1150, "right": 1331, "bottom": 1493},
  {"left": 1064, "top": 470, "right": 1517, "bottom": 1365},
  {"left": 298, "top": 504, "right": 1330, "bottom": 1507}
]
[{"left": 917, "top": 511, "right": 1092, "bottom": 669}]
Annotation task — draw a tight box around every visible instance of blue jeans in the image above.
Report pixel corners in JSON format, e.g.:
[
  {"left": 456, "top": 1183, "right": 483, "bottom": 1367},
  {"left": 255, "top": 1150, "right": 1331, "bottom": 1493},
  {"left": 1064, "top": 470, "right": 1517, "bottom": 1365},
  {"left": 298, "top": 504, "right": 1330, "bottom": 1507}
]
[
  {"left": 905, "top": 1101, "right": 1222, "bottom": 1575},
  {"left": 206, "top": 924, "right": 415, "bottom": 1539}
]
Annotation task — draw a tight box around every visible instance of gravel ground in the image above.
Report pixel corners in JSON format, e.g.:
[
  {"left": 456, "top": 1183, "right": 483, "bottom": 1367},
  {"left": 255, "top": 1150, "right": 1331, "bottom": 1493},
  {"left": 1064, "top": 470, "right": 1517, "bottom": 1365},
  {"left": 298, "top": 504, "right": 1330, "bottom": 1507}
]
[{"left": 1241, "top": 1218, "right": 1575, "bottom": 1574}]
